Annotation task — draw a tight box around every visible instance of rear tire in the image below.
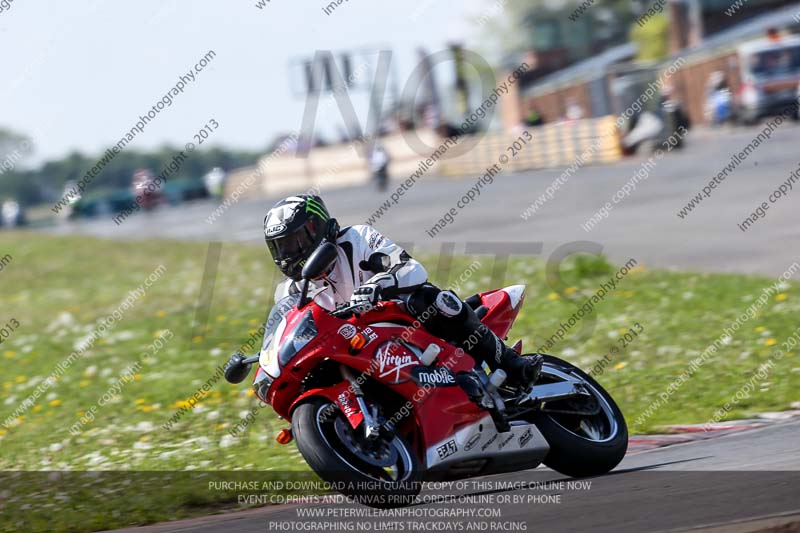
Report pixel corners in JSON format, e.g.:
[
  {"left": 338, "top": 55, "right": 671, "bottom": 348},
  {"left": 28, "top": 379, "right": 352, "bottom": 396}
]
[
  {"left": 292, "top": 397, "right": 423, "bottom": 508},
  {"left": 531, "top": 355, "right": 628, "bottom": 477}
]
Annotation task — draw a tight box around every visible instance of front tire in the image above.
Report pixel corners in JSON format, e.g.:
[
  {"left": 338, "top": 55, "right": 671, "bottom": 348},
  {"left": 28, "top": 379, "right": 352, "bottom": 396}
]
[
  {"left": 292, "top": 397, "right": 423, "bottom": 508},
  {"left": 530, "top": 355, "right": 628, "bottom": 477}
]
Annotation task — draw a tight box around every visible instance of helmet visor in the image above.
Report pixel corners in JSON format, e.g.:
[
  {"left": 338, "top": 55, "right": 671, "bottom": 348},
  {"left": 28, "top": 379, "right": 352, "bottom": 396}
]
[{"left": 266, "top": 222, "right": 317, "bottom": 266}]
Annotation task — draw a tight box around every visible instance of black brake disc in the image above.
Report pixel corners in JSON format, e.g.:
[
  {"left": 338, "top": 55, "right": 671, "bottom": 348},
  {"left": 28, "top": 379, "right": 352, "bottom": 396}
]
[{"left": 333, "top": 416, "right": 399, "bottom": 468}]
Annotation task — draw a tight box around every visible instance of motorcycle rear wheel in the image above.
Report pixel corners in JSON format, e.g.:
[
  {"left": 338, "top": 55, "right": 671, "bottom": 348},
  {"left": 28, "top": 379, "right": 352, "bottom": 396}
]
[
  {"left": 529, "top": 355, "right": 628, "bottom": 477},
  {"left": 292, "top": 397, "right": 423, "bottom": 508}
]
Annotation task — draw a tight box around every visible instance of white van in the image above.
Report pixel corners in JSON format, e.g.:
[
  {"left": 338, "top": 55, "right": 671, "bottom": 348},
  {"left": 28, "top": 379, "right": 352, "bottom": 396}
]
[{"left": 735, "top": 35, "right": 800, "bottom": 124}]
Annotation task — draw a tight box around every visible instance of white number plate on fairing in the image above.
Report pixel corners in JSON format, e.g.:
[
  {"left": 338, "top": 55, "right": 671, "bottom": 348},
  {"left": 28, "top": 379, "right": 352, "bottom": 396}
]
[{"left": 425, "top": 415, "right": 549, "bottom": 469}]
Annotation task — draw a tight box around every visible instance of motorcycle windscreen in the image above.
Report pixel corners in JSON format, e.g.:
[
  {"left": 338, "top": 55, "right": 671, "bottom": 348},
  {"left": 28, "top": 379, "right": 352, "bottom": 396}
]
[{"left": 259, "top": 293, "right": 300, "bottom": 378}]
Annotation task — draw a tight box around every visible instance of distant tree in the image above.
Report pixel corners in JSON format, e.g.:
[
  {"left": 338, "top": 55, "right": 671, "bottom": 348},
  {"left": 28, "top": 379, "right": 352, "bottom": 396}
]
[
  {"left": 0, "top": 128, "right": 29, "bottom": 160},
  {"left": 0, "top": 128, "right": 35, "bottom": 203},
  {"left": 0, "top": 127, "right": 265, "bottom": 206},
  {"left": 476, "top": 0, "right": 636, "bottom": 57},
  {"left": 629, "top": 12, "right": 669, "bottom": 62},
  {"left": 472, "top": 0, "right": 537, "bottom": 57}
]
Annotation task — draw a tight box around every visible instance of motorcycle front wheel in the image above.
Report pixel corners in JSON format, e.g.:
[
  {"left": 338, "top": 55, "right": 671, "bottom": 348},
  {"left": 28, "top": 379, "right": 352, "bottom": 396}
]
[
  {"left": 292, "top": 397, "right": 423, "bottom": 508},
  {"left": 528, "top": 354, "right": 628, "bottom": 477}
]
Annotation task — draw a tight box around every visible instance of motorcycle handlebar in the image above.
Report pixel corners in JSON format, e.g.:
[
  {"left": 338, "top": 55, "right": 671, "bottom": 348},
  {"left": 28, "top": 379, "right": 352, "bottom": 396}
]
[
  {"left": 330, "top": 299, "right": 397, "bottom": 319},
  {"left": 242, "top": 355, "right": 260, "bottom": 365},
  {"left": 330, "top": 304, "right": 363, "bottom": 319}
]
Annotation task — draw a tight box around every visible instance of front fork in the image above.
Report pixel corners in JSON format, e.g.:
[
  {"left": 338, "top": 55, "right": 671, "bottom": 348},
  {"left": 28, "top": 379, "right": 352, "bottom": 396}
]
[{"left": 340, "top": 366, "right": 382, "bottom": 440}]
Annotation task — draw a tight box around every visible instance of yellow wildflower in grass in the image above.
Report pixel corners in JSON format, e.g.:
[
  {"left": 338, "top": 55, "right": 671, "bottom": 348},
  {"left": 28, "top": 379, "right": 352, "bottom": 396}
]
[
  {"left": 171, "top": 400, "right": 192, "bottom": 409},
  {"left": 49, "top": 399, "right": 62, "bottom": 407},
  {"left": 135, "top": 398, "right": 146, "bottom": 405},
  {"left": 216, "top": 315, "right": 227, "bottom": 322},
  {"left": 14, "top": 376, "right": 27, "bottom": 383},
  {"left": 776, "top": 293, "right": 788, "bottom": 302},
  {"left": 192, "top": 336, "right": 204, "bottom": 343},
  {"left": 246, "top": 389, "right": 255, "bottom": 397},
  {"left": 547, "top": 293, "right": 560, "bottom": 300},
  {"left": 3, "top": 382, "right": 12, "bottom": 390},
  {"left": 138, "top": 405, "right": 157, "bottom": 413},
  {"left": 614, "top": 362, "right": 627, "bottom": 370},
  {"left": 3, "top": 351, "right": 16, "bottom": 359},
  {"left": 564, "top": 287, "right": 577, "bottom": 295},
  {"left": 764, "top": 338, "right": 778, "bottom": 346},
  {"left": 79, "top": 380, "right": 90, "bottom": 387},
  {"left": 133, "top": 374, "right": 142, "bottom": 381},
  {"left": 139, "top": 435, "right": 150, "bottom": 442},
  {"left": 755, "top": 326, "right": 766, "bottom": 332},
  {"left": 32, "top": 405, "right": 42, "bottom": 413},
  {"left": 248, "top": 319, "right": 259, "bottom": 326},
  {"left": 0, "top": 429, "right": 7, "bottom": 437},
  {"left": 155, "top": 310, "right": 167, "bottom": 318}
]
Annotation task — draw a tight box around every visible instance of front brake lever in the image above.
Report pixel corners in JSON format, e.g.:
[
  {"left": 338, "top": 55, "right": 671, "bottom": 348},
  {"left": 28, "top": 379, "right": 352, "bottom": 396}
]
[{"left": 331, "top": 306, "right": 355, "bottom": 319}]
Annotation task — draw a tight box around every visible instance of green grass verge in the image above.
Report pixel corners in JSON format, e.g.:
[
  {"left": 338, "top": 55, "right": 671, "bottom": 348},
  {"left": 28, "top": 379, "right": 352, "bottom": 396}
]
[{"left": 0, "top": 233, "right": 798, "bottom": 530}]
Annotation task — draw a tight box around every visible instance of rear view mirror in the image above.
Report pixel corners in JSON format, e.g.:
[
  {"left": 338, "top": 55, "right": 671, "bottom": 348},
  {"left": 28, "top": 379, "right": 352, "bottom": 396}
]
[
  {"left": 301, "top": 242, "right": 338, "bottom": 280},
  {"left": 298, "top": 242, "right": 338, "bottom": 309}
]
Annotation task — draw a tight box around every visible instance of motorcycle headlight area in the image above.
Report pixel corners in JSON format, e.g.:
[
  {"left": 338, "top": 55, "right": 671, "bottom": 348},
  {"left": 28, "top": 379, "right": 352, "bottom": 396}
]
[
  {"left": 278, "top": 311, "right": 317, "bottom": 366},
  {"left": 253, "top": 367, "right": 274, "bottom": 403}
]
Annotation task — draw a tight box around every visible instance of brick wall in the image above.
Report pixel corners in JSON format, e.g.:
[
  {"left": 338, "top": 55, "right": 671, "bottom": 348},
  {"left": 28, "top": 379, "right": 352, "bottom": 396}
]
[
  {"left": 672, "top": 52, "right": 740, "bottom": 126},
  {"left": 525, "top": 82, "right": 593, "bottom": 124}
]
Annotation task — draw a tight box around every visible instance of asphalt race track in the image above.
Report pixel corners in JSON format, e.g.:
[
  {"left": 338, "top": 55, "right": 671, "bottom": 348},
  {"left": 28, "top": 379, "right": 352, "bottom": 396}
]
[
  {"left": 48, "top": 123, "right": 800, "bottom": 277},
  {"left": 112, "top": 418, "right": 800, "bottom": 533}
]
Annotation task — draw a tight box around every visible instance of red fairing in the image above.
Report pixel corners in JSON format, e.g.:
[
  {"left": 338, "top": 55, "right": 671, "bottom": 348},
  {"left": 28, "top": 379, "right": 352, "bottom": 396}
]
[
  {"left": 290, "top": 381, "right": 364, "bottom": 429},
  {"left": 477, "top": 287, "right": 525, "bottom": 340},
  {"left": 256, "top": 288, "right": 524, "bottom": 463}
]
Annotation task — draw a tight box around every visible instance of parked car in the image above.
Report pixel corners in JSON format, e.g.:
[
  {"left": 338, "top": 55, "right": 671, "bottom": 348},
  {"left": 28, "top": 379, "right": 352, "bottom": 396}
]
[{"left": 735, "top": 35, "right": 800, "bottom": 124}]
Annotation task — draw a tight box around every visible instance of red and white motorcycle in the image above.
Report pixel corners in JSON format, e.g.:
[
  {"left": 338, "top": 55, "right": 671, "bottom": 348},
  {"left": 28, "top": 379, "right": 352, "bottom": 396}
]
[{"left": 225, "top": 243, "right": 628, "bottom": 507}]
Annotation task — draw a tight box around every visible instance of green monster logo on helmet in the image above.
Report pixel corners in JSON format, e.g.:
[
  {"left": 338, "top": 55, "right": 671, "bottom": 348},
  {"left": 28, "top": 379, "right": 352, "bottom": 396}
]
[{"left": 305, "top": 197, "right": 329, "bottom": 221}]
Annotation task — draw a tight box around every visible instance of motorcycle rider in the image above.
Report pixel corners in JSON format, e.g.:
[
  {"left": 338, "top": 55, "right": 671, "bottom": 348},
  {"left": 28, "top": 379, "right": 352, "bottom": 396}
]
[{"left": 263, "top": 194, "right": 542, "bottom": 386}]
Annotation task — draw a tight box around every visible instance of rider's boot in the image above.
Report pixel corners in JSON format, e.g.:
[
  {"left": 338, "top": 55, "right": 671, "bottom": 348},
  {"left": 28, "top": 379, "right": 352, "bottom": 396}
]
[{"left": 459, "top": 303, "right": 543, "bottom": 387}]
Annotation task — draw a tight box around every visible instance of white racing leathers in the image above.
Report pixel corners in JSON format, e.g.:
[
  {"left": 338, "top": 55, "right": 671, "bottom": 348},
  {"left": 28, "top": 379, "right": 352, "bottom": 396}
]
[
  {"left": 274, "top": 224, "right": 427, "bottom": 310},
  {"left": 273, "top": 224, "right": 537, "bottom": 381}
]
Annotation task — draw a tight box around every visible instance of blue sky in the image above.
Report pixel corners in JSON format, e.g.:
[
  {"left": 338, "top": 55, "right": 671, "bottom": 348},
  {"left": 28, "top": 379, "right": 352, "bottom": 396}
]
[{"left": 0, "top": 0, "right": 490, "bottom": 163}]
